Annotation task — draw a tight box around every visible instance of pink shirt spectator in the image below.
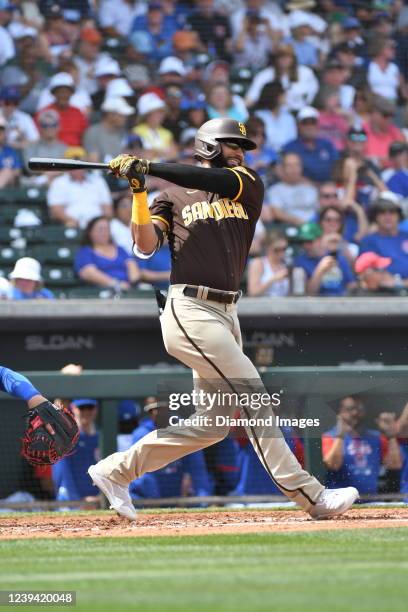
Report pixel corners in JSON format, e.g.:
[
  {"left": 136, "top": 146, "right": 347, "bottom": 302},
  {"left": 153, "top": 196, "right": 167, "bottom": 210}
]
[
  {"left": 363, "top": 120, "right": 404, "bottom": 167},
  {"left": 318, "top": 112, "right": 349, "bottom": 151}
]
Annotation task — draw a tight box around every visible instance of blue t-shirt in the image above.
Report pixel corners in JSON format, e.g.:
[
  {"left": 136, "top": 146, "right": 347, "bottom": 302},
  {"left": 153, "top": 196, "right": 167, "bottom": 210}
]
[
  {"left": 74, "top": 245, "right": 131, "bottom": 282},
  {"left": 323, "top": 427, "right": 383, "bottom": 494},
  {"left": 294, "top": 251, "right": 355, "bottom": 296},
  {"left": 129, "top": 15, "right": 177, "bottom": 61},
  {"left": 245, "top": 147, "right": 279, "bottom": 183},
  {"left": 283, "top": 138, "right": 339, "bottom": 183},
  {"left": 400, "top": 441, "right": 408, "bottom": 499},
  {"left": 387, "top": 170, "right": 408, "bottom": 198},
  {"left": 136, "top": 244, "right": 171, "bottom": 290},
  {"left": 52, "top": 431, "right": 99, "bottom": 501},
  {"left": 0, "top": 145, "right": 21, "bottom": 169},
  {"left": 359, "top": 231, "right": 408, "bottom": 278},
  {"left": 10, "top": 287, "right": 54, "bottom": 300}
]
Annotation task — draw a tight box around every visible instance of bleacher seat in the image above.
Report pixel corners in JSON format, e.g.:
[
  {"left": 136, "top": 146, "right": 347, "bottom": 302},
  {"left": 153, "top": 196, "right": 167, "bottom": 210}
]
[
  {"left": 0, "top": 246, "right": 26, "bottom": 264},
  {"left": 0, "top": 186, "right": 47, "bottom": 206},
  {"left": 42, "top": 266, "right": 78, "bottom": 287},
  {"left": 28, "top": 244, "right": 78, "bottom": 265},
  {"left": 20, "top": 225, "right": 82, "bottom": 245}
]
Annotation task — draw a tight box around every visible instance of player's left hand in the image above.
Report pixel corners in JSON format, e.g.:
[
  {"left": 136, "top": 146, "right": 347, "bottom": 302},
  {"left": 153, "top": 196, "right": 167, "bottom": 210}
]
[{"left": 109, "top": 154, "right": 150, "bottom": 178}]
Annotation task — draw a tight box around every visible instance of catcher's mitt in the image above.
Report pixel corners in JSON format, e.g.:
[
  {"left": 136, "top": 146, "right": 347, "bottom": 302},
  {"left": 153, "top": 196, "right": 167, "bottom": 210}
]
[{"left": 22, "top": 401, "right": 79, "bottom": 466}]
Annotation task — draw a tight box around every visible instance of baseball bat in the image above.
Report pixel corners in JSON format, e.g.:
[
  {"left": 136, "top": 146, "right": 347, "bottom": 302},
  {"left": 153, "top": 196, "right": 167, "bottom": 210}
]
[{"left": 28, "top": 158, "right": 109, "bottom": 171}]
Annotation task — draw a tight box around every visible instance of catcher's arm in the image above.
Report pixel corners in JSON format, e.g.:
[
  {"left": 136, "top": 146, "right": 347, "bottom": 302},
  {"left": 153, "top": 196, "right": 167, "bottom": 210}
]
[{"left": 0, "top": 365, "right": 46, "bottom": 408}]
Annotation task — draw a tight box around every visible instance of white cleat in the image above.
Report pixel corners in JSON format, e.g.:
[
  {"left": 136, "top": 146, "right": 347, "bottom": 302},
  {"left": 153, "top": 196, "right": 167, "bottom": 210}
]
[
  {"left": 88, "top": 464, "right": 137, "bottom": 521},
  {"left": 309, "top": 487, "right": 359, "bottom": 520}
]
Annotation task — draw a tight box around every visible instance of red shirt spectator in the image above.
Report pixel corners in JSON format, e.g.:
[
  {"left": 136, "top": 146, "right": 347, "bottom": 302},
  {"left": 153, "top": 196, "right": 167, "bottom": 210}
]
[
  {"left": 363, "top": 96, "right": 405, "bottom": 167},
  {"left": 35, "top": 73, "right": 88, "bottom": 146}
]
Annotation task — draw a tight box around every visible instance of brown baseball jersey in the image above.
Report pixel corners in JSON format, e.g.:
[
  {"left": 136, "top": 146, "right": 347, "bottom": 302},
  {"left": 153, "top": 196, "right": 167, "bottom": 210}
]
[{"left": 149, "top": 165, "right": 264, "bottom": 291}]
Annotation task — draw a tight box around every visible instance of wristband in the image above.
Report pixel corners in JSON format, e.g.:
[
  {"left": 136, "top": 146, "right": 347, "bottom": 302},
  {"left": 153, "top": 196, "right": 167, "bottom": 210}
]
[{"left": 131, "top": 191, "right": 151, "bottom": 225}]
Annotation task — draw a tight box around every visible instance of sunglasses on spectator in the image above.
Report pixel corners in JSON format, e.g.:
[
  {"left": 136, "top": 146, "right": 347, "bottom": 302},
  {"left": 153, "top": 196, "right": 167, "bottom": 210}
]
[
  {"left": 323, "top": 215, "right": 341, "bottom": 222},
  {"left": 320, "top": 192, "right": 338, "bottom": 198},
  {"left": 272, "top": 245, "right": 287, "bottom": 252},
  {"left": 300, "top": 119, "right": 317, "bottom": 125},
  {"left": 349, "top": 134, "right": 367, "bottom": 142}
]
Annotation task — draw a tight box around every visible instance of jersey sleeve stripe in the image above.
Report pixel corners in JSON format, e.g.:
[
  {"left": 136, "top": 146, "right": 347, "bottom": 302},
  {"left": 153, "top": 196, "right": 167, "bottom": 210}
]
[
  {"left": 151, "top": 215, "right": 170, "bottom": 231},
  {"left": 228, "top": 168, "right": 244, "bottom": 202}
]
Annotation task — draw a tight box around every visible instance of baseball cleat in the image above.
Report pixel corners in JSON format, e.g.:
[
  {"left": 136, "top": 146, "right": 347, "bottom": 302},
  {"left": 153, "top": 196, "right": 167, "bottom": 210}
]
[
  {"left": 309, "top": 486, "right": 359, "bottom": 520},
  {"left": 88, "top": 464, "right": 137, "bottom": 521}
]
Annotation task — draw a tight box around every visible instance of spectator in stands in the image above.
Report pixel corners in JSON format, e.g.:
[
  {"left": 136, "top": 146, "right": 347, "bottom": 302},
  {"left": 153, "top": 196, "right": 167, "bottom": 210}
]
[
  {"left": 38, "top": 56, "right": 92, "bottom": 115},
  {"left": 318, "top": 206, "right": 358, "bottom": 265},
  {"left": 98, "top": 0, "right": 144, "bottom": 38},
  {"left": 117, "top": 399, "right": 140, "bottom": 453},
  {"left": 254, "top": 81, "right": 297, "bottom": 152},
  {"left": 0, "top": 85, "right": 39, "bottom": 149},
  {"left": 41, "top": 3, "right": 71, "bottom": 59},
  {"left": 315, "top": 85, "right": 351, "bottom": 152},
  {"left": 129, "top": 2, "right": 177, "bottom": 64},
  {"left": 8, "top": 257, "right": 54, "bottom": 300},
  {"left": 233, "top": 8, "right": 277, "bottom": 71},
  {"left": 0, "top": 277, "right": 11, "bottom": 299},
  {"left": 205, "top": 82, "right": 248, "bottom": 122},
  {"left": 84, "top": 97, "right": 133, "bottom": 164},
  {"left": 74, "top": 215, "right": 140, "bottom": 291},
  {"left": 37, "top": 72, "right": 88, "bottom": 146},
  {"left": 247, "top": 231, "right": 289, "bottom": 297},
  {"left": 244, "top": 116, "right": 279, "bottom": 186},
  {"left": 316, "top": 182, "right": 369, "bottom": 244},
  {"left": 351, "top": 251, "right": 404, "bottom": 296},
  {"left": 158, "top": 56, "right": 186, "bottom": 89},
  {"left": 110, "top": 193, "right": 133, "bottom": 255},
  {"left": 0, "top": 114, "right": 22, "bottom": 187},
  {"left": 186, "top": 0, "right": 232, "bottom": 62},
  {"left": 383, "top": 142, "right": 408, "bottom": 198},
  {"left": 52, "top": 398, "right": 100, "bottom": 503},
  {"left": 23, "top": 109, "right": 67, "bottom": 175},
  {"left": 351, "top": 87, "right": 374, "bottom": 128},
  {"left": 204, "top": 436, "right": 240, "bottom": 496},
  {"left": 245, "top": 43, "right": 319, "bottom": 111},
  {"left": 283, "top": 106, "right": 339, "bottom": 183},
  {"left": 129, "top": 398, "right": 212, "bottom": 499},
  {"left": 360, "top": 195, "right": 408, "bottom": 282},
  {"left": 133, "top": 92, "right": 177, "bottom": 161},
  {"left": 161, "top": 85, "right": 187, "bottom": 144},
  {"left": 340, "top": 16, "right": 366, "bottom": 59},
  {"left": 0, "top": 10, "right": 15, "bottom": 68},
  {"left": 322, "top": 395, "right": 402, "bottom": 495},
  {"left": 363, "top": 95, "right": 405, "bottom": 168},
  {"left": 47, "top": 147, "right": 113, "bottom": 228},
  {"left": 294, "top": 222, "right": 355, "bottom": 296},
  {"left": 367, "top": 37, "right": 405, "bottom": 104},
  {"left": 320, "top": 58, "right": 356, "bottom": 112},
  {"left": 330, "top": 43, "right": 366, "bottom": 91},
  {"left": 395, "top": 7, "right": 408, "bottom": 86},
  {"left": 73, "top": 26, "right": 105, "bottom": 95},
  {"left": 265, "top": 152, "right": 318, "bottom": 225},
  {"left": 287, "top": 11, "right": 319, "bottom": 68},
  {"left": 335, "top": 127, "right": 386, "bottom": 207},
  {"left": 91, "top": 57, "right": 121, "bottom": 111}
]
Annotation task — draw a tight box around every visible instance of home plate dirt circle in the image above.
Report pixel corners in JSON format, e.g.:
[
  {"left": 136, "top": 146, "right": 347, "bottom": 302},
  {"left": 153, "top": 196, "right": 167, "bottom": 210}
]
[{"left": 0, "top": 508, "right": 408, "bottom": 539}]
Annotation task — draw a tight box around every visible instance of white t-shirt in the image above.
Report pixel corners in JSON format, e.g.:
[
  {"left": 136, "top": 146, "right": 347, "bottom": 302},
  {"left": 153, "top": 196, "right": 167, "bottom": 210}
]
[
  {"left": 367, "top": 61, "right": 400, "bottom": 102},
  {"left": 266, "top": 181, "right": 319, "bottom": 222},
  {"left": 98, "top": 0, "right": 145, "bottom": 37},
  {"left": 245, "top": 64, "right": 319, "bottom": 111},
  {"left": 255, "top": 108, "right": 297, "bottom": 152},
  {"left": 47, "top": 173, "right": 113, "bottom": 228},
  {"left": 6, "top": 109, "right": 39, "bottom": 145}
]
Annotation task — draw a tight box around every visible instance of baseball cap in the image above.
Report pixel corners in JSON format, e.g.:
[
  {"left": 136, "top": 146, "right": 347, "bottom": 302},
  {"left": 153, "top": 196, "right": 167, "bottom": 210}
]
[
  {"left": 9, "top": 23, "right": 37, "bottom": 40},
  {"left": 143, "top": 400, "right": 167, "bottom": 413},
  {"left": 49, "top": 72, "right": 75, "bottom": 92},
  {"left": 71, "top": 398, "right": 98, "bottom": 408},
  {"left": 126, "top": 133, "right": 143, "bottom": 148},
  {"left": 148, "top": 2, "right": 162, "bottom": 10},
  {"left": 0, "top": 85, "right": 20, "bottom": 101},
  {"left": 355, "top": 252, "right": 392, "bottom": 275},
  {"left": 180, "top": 94, "right": 206, "bottom": 111},
  {"left": 342, "top": 16, "right": 361, "bottom": 30},
  {"left": 118, "top": 400, "right": 138, "bottom": 422},
  {"left": 101, "top": 96, "right": 134, "bottom": 116},
  {"left": 158, "top": 56, "right": 186, "bottom": 77},
  {"left": 347, "top": 127, "right": 367, "bottom": 142},
  {"left": 389, "top": 141, "right": 408, "bottom": 157},
  {"left": 45, "top": 3, "right": 63, "bottom": 19},
  {"left": 105, "top": 78, "right": 134, "bottom": 98},
  {"left": 297, "top": 106, "right": 319, "bottom": 122},
  {"left": 38, "top": 109, "right": 60, "bottom": 127},
  {"left": 9, "top": 257, "right": 42, "bottom": 282},
  {"left": 297, "top": 222, "right": 322, "bottom": 242},
  {"left": 137, "top": 92, "right": 165, "bottom": 116},
  {"left": 63, "top": 8, "right": 81, "bottom": 23},
  {"left": 370, "top": 192, "right": 403, "bottom": 219},
  {"left": 79, "top": 27, "right": 102, "bottom": 45}
]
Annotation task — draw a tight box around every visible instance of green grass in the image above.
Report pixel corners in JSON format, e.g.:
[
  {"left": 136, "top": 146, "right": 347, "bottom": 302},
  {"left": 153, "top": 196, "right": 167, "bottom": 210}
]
[{"left": 0, "top": 528, "right": 407, "bottom": 612}]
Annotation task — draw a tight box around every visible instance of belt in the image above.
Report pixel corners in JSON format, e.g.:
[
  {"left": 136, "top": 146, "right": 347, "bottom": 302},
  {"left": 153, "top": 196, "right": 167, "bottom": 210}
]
[{"left": 183, "top": 285, "right": 242, "bottom": 305}]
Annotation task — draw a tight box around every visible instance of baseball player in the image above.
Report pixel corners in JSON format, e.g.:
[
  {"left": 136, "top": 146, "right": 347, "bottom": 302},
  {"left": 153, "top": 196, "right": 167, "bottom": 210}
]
[{"left": 88, "top": 118, "right": 359, "bottom": 520}]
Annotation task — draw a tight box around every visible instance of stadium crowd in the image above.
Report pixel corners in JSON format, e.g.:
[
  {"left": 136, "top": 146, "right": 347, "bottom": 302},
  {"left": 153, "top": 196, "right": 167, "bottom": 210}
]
[{"left": 0, "top": 0, "right": 408, "bottom": 300}]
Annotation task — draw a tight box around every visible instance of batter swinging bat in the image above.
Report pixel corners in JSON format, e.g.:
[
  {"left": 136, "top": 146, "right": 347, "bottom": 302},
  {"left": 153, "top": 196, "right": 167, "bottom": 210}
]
[{"left": 28, "top": 158, "right": 109, "bottom": 172}]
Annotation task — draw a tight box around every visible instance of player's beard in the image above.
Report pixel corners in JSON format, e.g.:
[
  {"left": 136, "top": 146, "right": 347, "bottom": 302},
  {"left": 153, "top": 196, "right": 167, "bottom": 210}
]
[{"left": 211, "top": 153, "right": 243, "bottom": 168}]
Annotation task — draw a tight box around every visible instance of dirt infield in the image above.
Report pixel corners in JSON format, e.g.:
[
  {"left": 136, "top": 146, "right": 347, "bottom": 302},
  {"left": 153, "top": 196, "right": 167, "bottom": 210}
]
[{"left": 0, "top": 507, "right": 407, "bottom": 539}]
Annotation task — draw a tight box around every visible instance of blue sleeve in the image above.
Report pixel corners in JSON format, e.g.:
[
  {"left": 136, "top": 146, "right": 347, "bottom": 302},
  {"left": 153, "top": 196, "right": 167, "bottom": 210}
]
[
  {"left": 340, "top": 255, "right": 355, "bottom": 284},
  {"left": 359, "top": 235, "right": 374, "bottom": 254},
  {"left": 9, "top": 148, "right": 22, "bottom": 169},
  {"left": 52, "top": 458, "right": 81, "bottom": 501},
  {"left": 74, "top": 247, "right": 94, "bottom": 274},
  {"left": 0, "top": 366, "right": 40, "bottom": 401},
  {"left": 183, "top": 452, "right": 212, "bottom": 496}
]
